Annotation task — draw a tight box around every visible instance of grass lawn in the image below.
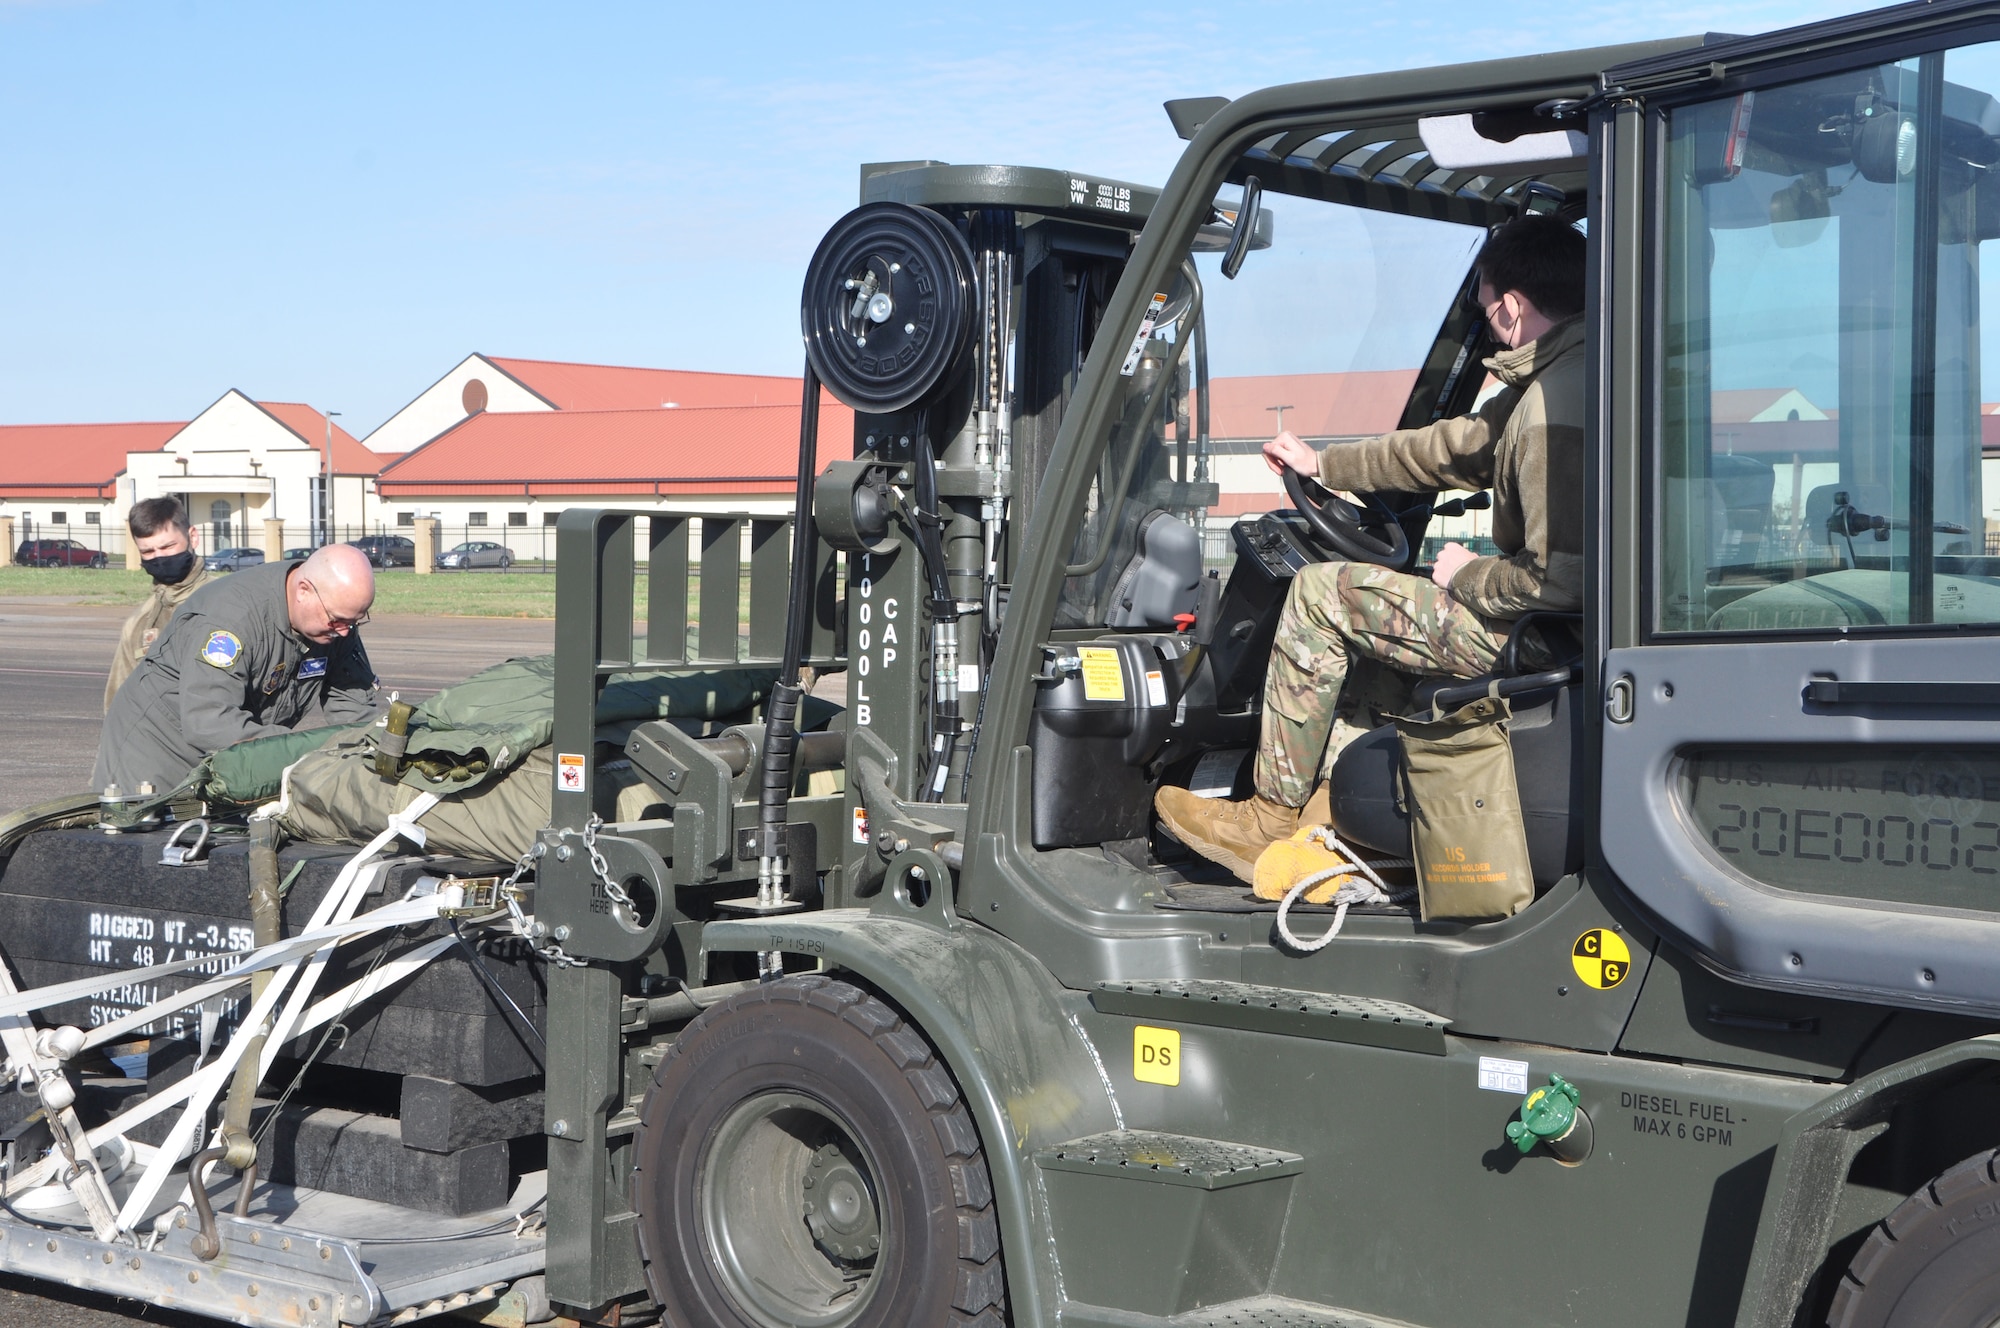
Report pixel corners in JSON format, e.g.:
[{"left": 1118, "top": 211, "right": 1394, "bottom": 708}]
[{"left": 0, "top": 565, "right": 570, "bottom": 618}]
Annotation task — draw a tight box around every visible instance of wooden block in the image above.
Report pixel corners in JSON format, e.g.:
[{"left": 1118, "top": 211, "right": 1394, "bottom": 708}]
[
  {"left": 400, "top": 1075, "right": 545, "bottom": 1154},
  {"left": 255, "top": 1103, "right": 510, "bottom": 1216}
]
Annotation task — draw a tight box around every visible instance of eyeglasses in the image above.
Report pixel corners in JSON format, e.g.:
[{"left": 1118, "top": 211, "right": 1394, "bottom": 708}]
[{"left": 305, "top": 581, "right": 370, "bottom": 632}]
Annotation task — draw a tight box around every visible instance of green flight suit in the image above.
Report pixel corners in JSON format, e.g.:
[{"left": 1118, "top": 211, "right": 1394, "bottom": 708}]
[{"left": 91, "top": 559, "right": 380, "bottom": 794}]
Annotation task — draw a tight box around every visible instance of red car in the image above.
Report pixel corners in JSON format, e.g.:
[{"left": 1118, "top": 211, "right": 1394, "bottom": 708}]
[{"left": 13, "top": 539, "right": 108, "bottom": 568}]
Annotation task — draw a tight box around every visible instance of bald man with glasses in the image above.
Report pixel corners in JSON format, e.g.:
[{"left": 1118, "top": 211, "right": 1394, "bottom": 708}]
[{"left": 93, "top": 544, "right": 383, "bottom": 795}]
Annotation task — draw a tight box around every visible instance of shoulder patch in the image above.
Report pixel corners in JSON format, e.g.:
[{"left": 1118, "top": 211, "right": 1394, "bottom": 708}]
[
  {"left": 199, "top": 630, "right": 241, "bottom": 669},
  {"left": 298, "top": 656, "right": 328, "bottom": 679}
]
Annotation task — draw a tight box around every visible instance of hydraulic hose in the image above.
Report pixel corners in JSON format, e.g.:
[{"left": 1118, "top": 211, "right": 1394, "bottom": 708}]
[{"left": 754, "top": 363, "right": 823, "bottom": 904}]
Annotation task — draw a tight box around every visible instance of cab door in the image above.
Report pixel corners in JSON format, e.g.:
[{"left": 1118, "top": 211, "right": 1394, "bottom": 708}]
[{"left": 1598, "top": 9, "right": 2000, "bottom": 1013}]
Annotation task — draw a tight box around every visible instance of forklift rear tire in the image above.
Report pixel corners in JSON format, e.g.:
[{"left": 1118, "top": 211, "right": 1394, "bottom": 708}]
[
  {"left": 1826, "top": 1147, "right": 2000, "bottom": 1327},
  {"left": 633, "top": 975, "right": 1006, "bottom": 1328}
]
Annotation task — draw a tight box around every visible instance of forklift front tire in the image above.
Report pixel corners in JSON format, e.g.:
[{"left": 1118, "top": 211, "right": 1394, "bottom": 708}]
[
  {"left": 1826, "top": 1147, "right": 2000, "bottom": 1327},
  {"left": 632, "top": 975, "right": 1006, "bottom": 1328}
]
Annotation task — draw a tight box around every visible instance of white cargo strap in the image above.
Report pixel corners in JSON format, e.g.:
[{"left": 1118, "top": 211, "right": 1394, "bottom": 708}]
[
  {"left": 2, "top": 916, "right": 454, "bottom": 1201},
  {"left": 0, "top": 958, "right": 123, "bottom": 1240},
  {"left": 105, "top": 794, "right": 443, "bottom": 1229},
  {"left": 1274, "top": 828, "right": 1415, "bottom": 954}
]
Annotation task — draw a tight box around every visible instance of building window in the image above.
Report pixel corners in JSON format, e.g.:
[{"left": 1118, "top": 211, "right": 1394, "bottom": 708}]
[
  {"left": 544, "top": 512, "right": 560, "bottom": 526},
  {"left": 468, "top": 512, "right": 488, "bottom": 527},
  {"left": 50, "top": 511, "right": 66, "bottom": 525},
  {"left": 508, "top": 511, "right": 527, "bottom": 526},
  {"left": 84, "top": 512, "right": 100, "bottom": 525},
  {"left": 397, "top": 512, "right": 415, "bottom": 527}
]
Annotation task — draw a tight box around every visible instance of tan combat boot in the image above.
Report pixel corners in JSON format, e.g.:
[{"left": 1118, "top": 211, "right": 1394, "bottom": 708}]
[{"left": 1155, "top": 786, "right": 1304, "bottom": 883}]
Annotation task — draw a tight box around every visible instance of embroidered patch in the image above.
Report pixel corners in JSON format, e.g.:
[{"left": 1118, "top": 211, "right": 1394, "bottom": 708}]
[
  {"left": 298, "top": 657, "right": 328, "bottom": 679},
  {"left": 262, "top": 663, "right": 289, "bottom": 695},
  {"left": 200, "top": 631, "right": 241, "bottom": 669}
]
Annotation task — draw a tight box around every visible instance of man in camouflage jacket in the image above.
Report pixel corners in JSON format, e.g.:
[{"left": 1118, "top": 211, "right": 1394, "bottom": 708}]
[
  {"left": 104, "top": 498, "right": 214, "bottom": 711},
  {"left": 1158, "top": 215, "right": 1586, "bottom": 882}
]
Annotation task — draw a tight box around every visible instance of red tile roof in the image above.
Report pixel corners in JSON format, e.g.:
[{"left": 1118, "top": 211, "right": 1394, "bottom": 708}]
[
  {"left": 484, "top": 357, "right": 811, "bottom": 412},
  {"left": 0, "top": 421, "right": 184, "bottom": 500},
  {"left": 377, "top": 401, "right": 856, "bottom": 497},
  {"left": 1203, "top": 371, "right": 1419, "bottom": 440},
  {"left": 254, "top": 401, "right": 381, "bottom": 475}
]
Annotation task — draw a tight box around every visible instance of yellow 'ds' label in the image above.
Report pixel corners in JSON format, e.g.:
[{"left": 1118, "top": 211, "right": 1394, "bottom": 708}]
[
  {"left": 1571, "top": 928, "right": 1632, "bottom": 990},
  {"left": 1078, "top": 647, "right": 1125, "bottom": 702},
  {"left": 1133, "top": 1025, "right": 1180, "bottom": 1086}
]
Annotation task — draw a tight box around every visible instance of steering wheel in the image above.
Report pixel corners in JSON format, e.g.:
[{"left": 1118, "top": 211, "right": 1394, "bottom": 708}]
[{"left": 1282, "top": 467, "right": 1412, "bottom": 569}]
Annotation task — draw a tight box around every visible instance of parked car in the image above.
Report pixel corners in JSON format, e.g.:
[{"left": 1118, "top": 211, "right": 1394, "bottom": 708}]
[
  {"left": 436, "top": 541, "right": 512, "bottom": 570},
  {"left": 204, "top": 547, "right": 265, "bottom": 572},
  {"left": 13, "top": 539, "right": 107, "bottom": 568},
  {"left": 348, "top": 535, "right": 416, "bottom": 569},
  {"left": 282, "top": 546, "right": 319, "bottom": 560}
]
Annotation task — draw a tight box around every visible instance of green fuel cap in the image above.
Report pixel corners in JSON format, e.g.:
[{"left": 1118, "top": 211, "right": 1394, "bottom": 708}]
[{"left": 1507, "top": 1074, "right": 1580, "bottom": 1154}]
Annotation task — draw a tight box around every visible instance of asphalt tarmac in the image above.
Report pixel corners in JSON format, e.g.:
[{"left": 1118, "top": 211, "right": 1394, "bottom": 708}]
[
  {"left": 0, "top": 597, "right": 554, "bottom": 817},
  {"left": 0, "top": 598, "right": 558, "bottom": 1323}
]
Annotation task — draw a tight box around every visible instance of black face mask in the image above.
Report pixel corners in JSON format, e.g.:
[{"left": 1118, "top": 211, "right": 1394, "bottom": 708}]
[{"left": 141, "top": 549, "right": 197, "bottom": 586}]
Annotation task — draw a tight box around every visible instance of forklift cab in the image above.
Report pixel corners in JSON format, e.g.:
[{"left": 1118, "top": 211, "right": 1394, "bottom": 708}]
[
  {"left": 987, "top": 20, "right": 2000, "bottom": 1012},
  {"left": 1023, "top": 87, "right": 1596, "bottom": 896}
]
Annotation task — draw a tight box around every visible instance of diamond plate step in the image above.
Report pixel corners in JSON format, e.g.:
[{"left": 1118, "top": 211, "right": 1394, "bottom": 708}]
[
  {"left": 1175, "top": 1296, "right": 1421, "bottom": 1327},
  {"left": 1060, "top": 1293, "right": 1423, "bottom": 1328},
  {"left": 1036, "top": 1129, "right": 1301, "bottom": 1190},
  {"left": 1092, "top": 979, "right": 1448, "bottom": 1055}
]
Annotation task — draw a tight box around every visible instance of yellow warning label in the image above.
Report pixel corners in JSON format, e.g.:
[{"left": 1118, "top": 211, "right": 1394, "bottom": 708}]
[
  {"left": 1079, "top": 647, "right": 1125, "bottom": 702},
  {"left": 1572, "top": 928, "right": 1632, "bottom": 989},
  {"left": 1133, "top": 1025, "right": 1180, "bottom": 1086}
]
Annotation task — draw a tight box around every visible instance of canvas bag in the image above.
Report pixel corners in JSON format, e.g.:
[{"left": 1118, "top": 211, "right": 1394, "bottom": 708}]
[{"left": 1394, "top": 686, "right": 1535, "bottom": 922}]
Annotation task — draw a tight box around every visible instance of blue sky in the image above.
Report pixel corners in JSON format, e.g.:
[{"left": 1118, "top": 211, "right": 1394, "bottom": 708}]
[{"left": 0, "top": 0, "right": 1880, "bottom": 437}]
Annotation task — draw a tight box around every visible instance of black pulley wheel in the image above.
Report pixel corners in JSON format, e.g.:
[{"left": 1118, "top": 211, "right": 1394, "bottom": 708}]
[
  {"left": 802, "top": 203, "right": 978, "bottom": 414},
  {"left": 1826, "top": 1148, "right": 2000, "bottom": 1327},
  {"left": 1283, "top": 466, "right": 1412, "bottom": 568},
  {"left": 632, "top": 975, "right": 1006, "bottom": 1328}
]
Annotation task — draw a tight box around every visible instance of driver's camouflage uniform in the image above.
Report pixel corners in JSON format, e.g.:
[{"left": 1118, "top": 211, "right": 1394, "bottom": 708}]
[{"left": 1257, "top": 315, "right": 1586, "bottom": 807}]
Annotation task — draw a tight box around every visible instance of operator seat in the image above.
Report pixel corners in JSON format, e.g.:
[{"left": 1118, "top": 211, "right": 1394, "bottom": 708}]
[{"left": 1323, "top": 613, "right": 1586, "bottom": 890}]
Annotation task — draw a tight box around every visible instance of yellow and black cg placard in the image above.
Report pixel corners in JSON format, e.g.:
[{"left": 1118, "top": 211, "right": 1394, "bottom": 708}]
[{"left": 1571, "top": 928, "right": 1631, "bottom": 990}]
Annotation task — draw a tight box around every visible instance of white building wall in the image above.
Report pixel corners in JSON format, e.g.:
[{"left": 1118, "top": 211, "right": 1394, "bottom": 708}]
[
  {"left": 120, "top": 392, "right": 385, "bottom": 542},
  {"left": 362, "top": 355, "right": 553, "bottom": 455}
]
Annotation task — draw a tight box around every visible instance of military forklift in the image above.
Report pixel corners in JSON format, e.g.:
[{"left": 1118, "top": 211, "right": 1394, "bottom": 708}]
[{"left": 6, "top": 1, "right": 2000, "bottom": 1325}]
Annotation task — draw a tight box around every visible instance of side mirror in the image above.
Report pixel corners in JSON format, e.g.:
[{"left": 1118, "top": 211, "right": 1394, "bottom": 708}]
[{"left": 1221, "top": 175, "right": 1263, "bottom": 280}]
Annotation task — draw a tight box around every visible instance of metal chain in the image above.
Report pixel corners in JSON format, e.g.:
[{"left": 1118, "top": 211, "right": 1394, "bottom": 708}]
[
  {"left": 496, "top": 830, "right": 588, "bottom": 969},
  {"left": 566, "top": 814, "right": 637, "bottom": 916}
]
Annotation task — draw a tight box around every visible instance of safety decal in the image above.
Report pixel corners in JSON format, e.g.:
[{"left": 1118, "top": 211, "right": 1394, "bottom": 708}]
[
  {"left": 1119, "top": 292, "right": 1170, "bottom": 376},
  {"left": 199, "top": 631, "right": 241, "bottom": 668},
  {"left": 1078, "top": 647, "right": 1125, "bottom": 702},
  {"left": 556, "top": 752, "right": 586, "bottom": 793},
  {"left": 1477, "top": 1055, "right": 1529, "bottom": 1094},
  {"left": 1133, "top": 1025, "right": 1180, "bottom": 1086},
  {"left": 1144, "top": 669, "right": 1167, "bottom": 707},
  {"left": 852, "top": 806, "right": 870, "bottom": 845},
  {"left": 298, "top": 657, "right": 328, "bottom": 679},
  {"left": 1571, "top": 928, "right": 1631, "bottom": 990}
]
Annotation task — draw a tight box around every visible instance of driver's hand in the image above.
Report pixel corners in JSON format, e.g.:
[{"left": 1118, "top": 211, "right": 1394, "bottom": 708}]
[
  {"left": 1431, "top": 541, "right": 1479, "bottom": 589},
  {"left": 1263, "top": 430, "right": 1318, "bottom": 477}
]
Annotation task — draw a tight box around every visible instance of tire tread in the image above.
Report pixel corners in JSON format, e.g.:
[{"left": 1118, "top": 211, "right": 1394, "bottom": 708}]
[{"left": 636, "top": 974, "right": 1007, "bottom": 1328}]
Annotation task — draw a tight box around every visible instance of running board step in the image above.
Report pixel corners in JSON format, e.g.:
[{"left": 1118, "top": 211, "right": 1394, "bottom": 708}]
[
  {"left": 1092, "top": 979, "right": 1449, "bottom": 1054},
  {"left": 1036, "top": 1129, "right": 1301, "bottom": 1188},
  {"left": 1037, "top": 1132, "right": 1302, "bottom": 1319},
  {"left": 1063, "top": 1294, "right": 1425, "bottom": 1327}
]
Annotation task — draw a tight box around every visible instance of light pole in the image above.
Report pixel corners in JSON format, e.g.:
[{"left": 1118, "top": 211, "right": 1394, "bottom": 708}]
[
  {"left": 1267, "top": 403, "right": 1294, "bottom": 435},
  {"left": 323, "top": 411, "right": 341, "bottom": 546}
]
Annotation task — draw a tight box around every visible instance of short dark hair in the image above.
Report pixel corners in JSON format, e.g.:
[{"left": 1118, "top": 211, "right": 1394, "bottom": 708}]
[
  {"left": 1475, "top": 216, "right": 1586, "bottom": 320},
  {"left": 128, "top": 497, "right": 190, "bottom": 539}
]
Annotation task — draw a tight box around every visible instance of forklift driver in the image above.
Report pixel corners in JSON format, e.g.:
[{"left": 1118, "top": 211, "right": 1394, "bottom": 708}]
[{"left": 1156, "top": 214, "right": 1586, "bottom": 883}]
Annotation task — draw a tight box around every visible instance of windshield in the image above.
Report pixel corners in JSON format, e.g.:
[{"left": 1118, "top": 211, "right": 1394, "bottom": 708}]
[
  {"left": 1659, "top": 42, "right": 2000, "bottom": 632},
  {"left": 1053, "top": 170, "right": 1485, "bottom": 627}
]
